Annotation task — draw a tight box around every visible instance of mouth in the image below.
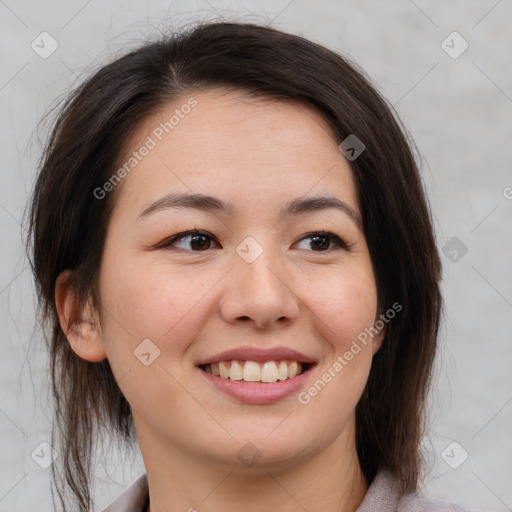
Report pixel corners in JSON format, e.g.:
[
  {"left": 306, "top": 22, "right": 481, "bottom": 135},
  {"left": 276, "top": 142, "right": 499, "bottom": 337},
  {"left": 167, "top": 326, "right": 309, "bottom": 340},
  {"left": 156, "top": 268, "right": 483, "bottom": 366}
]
[
  {"left": 199, "top": 359, "right": 315, "bottom": 383},
  {"left": 194, "top": 346, "right": 318, "bottom": 403},
  {"left": 197, "top": 360, "right": 316, "bottom": 404}
]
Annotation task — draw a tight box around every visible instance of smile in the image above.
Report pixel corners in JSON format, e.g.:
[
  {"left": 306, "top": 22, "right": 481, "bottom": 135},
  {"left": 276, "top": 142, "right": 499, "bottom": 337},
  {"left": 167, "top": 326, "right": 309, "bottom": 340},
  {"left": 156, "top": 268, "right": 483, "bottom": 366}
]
[{"left": 200, "top": 359, "right": 313, "bottom": 383}]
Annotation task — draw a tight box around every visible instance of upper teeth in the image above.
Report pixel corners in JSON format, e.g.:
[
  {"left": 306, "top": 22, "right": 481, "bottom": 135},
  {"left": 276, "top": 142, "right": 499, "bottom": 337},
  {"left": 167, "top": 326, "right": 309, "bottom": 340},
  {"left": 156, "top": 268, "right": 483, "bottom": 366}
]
[{"left": 203, "top": 360, "right": 303, "bottom": 382}]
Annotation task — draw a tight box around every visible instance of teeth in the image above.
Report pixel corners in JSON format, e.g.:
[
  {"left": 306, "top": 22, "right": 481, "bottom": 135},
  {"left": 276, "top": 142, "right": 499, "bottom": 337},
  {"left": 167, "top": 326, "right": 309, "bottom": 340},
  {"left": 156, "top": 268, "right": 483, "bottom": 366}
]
[
  {"left": 288, "top": 361, "right": 298, "bottom": 378},
  {"left": 277, "top": 361, "right": 288, "bottom": 380},
  {"left": 261, "top": 361, "right": 278, "bottom": 382},
  {"left": 229, "top": 361, "right": 243, "bottom": 380},
  {"left": 219, "top": 361, "right": 229, "bottom": 379},
  {"left": 204, "top": 360, "right": 305, "bottom": 382},
  {"left": 243, "top": 361, "right": 261, "bottom": 381}
]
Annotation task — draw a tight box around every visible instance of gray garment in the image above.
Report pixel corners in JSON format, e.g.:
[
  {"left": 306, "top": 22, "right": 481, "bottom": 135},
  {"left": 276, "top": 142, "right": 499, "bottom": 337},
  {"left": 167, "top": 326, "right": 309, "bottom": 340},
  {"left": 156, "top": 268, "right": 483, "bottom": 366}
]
[
  {"left": 357, "top": 471, "right": 490, "bottom": 512},
  {"left": 103, "top": 473, "right": 149, "bottom": 512},
  {"left": 102, "top": 471, "right": 491, "bottom": 512}
]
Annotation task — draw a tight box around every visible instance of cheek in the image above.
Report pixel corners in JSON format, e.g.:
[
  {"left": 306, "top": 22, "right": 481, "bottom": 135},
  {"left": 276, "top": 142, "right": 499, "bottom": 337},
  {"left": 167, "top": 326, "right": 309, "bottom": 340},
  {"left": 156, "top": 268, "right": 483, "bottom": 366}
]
[
  {"left": 292, "top": 265, "right": 377, "bottom": 447},
  {"left": 306, "top": 262, "right": 378, "bottom": 351},
  {"left": 96, "top": 256, "right": 210, "bottom": 415},
  {"left": 98, "top": 254, "right": 215, "bottom": 354}
]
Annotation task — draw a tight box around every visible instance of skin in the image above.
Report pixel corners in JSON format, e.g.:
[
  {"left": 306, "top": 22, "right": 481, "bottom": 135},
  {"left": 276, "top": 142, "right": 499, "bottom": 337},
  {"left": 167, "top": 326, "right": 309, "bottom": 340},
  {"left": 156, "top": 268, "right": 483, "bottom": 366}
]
[{"left": 56, "top": 88, "right": 384, "bottom": 512}]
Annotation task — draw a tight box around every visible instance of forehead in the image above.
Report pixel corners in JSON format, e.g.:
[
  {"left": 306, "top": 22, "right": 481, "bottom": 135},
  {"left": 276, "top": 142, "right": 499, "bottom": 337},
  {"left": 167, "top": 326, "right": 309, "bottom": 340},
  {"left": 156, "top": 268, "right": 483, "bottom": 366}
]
[{"left": 112, "top": 88, "right": 359, "bottom": 219}]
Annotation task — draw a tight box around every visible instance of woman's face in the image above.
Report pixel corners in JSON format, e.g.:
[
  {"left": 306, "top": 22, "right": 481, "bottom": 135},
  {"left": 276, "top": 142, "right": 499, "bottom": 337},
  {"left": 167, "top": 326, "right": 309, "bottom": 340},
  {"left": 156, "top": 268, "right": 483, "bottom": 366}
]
[{"left": 91, "top": 88, "right": 382, "bottom": 471}]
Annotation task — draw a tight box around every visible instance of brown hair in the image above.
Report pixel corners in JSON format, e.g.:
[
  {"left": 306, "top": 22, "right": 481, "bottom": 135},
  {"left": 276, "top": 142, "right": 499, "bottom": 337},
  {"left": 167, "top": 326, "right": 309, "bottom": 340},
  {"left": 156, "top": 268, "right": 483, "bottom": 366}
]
[{"left": 26, "top": 20, "right": 442, "bottom": 511}]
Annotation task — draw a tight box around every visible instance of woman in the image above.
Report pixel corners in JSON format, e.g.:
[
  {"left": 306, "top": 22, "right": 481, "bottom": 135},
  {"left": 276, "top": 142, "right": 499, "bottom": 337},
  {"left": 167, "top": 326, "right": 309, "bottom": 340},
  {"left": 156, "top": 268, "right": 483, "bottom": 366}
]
[{"left": 26, "top": 20, "right": 487, "bottom": 512}]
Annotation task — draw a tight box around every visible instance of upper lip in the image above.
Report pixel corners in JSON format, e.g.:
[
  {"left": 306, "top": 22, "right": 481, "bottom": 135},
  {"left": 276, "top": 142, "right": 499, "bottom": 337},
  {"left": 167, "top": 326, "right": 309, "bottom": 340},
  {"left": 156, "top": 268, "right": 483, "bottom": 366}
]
[{"left": 195, "top": 346, "right": 318, "bottom": 366}]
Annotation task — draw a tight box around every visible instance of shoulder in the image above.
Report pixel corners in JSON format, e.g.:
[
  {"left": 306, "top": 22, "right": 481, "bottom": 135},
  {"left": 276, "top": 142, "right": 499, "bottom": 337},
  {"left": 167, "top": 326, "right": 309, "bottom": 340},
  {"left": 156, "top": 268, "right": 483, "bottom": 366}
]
[
  {"left": 103, "top": 470, "right": 493, "bottom": 512},
  {"left": 356, "top": 471, "right": 494, "bottom": 512},
  {"left": 398, "top": 493, "right": 493, "bottom": 512},
  {"left": 102, "top": 473, "right": 149, "bottom": 512}
]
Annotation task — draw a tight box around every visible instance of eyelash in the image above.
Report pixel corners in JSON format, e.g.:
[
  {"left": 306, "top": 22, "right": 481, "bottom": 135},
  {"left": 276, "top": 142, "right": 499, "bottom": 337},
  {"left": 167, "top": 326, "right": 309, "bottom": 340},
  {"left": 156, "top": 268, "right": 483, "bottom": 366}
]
[{"left": 157, "top": 229, "right": 350, "bottom": 252}]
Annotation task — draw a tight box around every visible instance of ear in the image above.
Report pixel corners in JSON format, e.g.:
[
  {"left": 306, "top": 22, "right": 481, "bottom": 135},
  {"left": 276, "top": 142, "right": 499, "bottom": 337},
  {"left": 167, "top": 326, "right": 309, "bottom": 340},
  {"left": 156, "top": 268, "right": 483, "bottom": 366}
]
[
  {"left": 372, "top": 330, "right": 385, "bottom": 355},
  {"left": 372, "top": 317, "right": 387, "bottom": 356},
  {"left": 55, "top": 270, "right": 107, "bottom": 362}
]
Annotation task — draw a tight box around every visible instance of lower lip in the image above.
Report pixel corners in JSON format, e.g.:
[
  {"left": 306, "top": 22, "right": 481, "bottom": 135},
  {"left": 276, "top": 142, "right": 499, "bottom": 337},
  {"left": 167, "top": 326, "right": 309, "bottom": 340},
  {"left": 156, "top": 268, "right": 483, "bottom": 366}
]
[{"left": 198, "top": 366, "right": 315, "bottom": 404}]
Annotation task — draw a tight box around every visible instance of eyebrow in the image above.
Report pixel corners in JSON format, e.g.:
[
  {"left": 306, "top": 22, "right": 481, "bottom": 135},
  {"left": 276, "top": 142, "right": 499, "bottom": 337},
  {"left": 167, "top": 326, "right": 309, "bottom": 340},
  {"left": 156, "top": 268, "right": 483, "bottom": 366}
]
[{"left": 137, "top": 192, "right": 362, "bottom": 230}]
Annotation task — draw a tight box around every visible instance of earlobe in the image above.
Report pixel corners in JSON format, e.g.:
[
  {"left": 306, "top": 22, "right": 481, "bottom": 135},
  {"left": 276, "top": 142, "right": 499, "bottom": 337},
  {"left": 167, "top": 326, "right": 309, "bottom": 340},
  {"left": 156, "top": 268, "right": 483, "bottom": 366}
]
[
  {"left": 55, "top": 270, "right": 107, "bottom": 362},
  {"left": 372, "top": 326, "right": 386, "bottom": 355},
  {"left": 372, "top": 336, "right": 383, "bottom": 355}
]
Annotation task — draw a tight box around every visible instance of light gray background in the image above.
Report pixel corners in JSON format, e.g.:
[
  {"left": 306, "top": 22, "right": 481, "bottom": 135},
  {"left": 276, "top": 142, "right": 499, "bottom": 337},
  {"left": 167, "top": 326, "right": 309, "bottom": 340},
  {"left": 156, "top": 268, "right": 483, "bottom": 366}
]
[{"left": 1, "top": 1, "right": 511, "bottom": 511}]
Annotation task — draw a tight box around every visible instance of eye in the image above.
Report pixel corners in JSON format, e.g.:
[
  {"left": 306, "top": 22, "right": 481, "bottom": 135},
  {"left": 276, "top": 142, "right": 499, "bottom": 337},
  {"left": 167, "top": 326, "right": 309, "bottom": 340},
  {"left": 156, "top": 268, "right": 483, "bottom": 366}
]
[
  {"left": 158, "top": 229, "right": 349, "bottom": 252},
  {"left": 294, "top": 231, "right": 349, "bottom": 252},
  {"left": 158, "top": 230, "right": 219, "bottom": 251}
]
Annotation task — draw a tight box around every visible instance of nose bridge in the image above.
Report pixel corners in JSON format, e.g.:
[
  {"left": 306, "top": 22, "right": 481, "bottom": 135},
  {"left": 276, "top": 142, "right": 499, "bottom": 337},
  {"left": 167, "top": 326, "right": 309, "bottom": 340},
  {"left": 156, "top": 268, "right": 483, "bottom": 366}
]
[
  {"left": 235, "top": 234, "right": 288, "bottom": 296},
  {"left": 220, "top": 234, "right": 299, "bottom": 328}
]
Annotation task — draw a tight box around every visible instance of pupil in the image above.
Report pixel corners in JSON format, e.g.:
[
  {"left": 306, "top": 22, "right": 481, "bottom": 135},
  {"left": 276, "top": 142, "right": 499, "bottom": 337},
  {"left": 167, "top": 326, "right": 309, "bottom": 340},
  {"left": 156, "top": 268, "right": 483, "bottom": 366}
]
[
  {"left": 191, "top": 235, "right": 208, "bottom": 250},
  {"left": 312, "top": 235, "right": 328, "bottom": 250}
]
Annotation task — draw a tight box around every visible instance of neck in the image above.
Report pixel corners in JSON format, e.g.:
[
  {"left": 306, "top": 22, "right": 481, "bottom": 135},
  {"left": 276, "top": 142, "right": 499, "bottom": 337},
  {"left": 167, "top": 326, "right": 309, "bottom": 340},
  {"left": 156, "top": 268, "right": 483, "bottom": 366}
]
[{"left": 139, "top": 418, "right": 368, "bottom": 512}]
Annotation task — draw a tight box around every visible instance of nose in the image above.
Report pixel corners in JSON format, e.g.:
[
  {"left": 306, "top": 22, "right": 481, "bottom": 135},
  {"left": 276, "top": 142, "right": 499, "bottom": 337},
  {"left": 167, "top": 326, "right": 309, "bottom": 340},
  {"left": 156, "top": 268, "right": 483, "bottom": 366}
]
[{"left": 219, "top": 248, "right": 300, "bottom": 330}]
